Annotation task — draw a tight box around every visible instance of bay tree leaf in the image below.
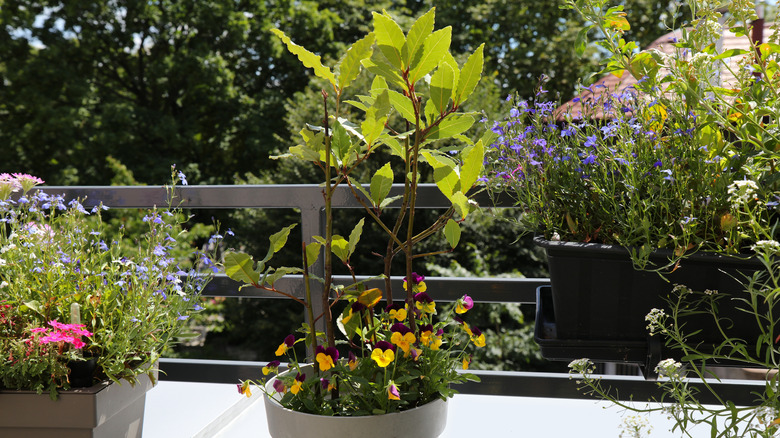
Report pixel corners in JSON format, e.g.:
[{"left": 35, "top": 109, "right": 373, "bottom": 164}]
[
  {"left": 454, "top": 44, "right": 484, "bottom": 106},
  {"left": 372, "top": 11, "right": 406, "bottom": 70},
  {"left": 331, "top": 235, "right": 350, "bottom": 263},
  {"left": 270, "top": 224, "right": 297, "bottom": 254},
  {"left": 370, "top": 163, "right": 394, "bottom": 207},
  {"left": 304, "top": 242, "right": 322, "bottom": 268},
  {"left": 421, "top": 150, "right": 460, "bottom": 199},
  {"left": 223, "top": 252, "right": 261, "bottom": 285},
  {"left": 266, "top": 267, "right": 304, "bottom": 287},
  {"left": 460, "top": 139, "right": 484, "bottom": 192},
  {"left": 362, "top": 53, "right": 405, "bottom": 89},
  {"left": 410, "top": 26, "right": 452, "bottom": 84},
  {"left": 271, "top": 29, "right": 336, "bottom": 88},
  {"left": 450, "top": 191, "right": 470, "bottom": 218},
  {"left": 387, "top": 89, "right": 416, "bottom": 124},
  {"left": 426, "top": 114, "right": 475, "bottom": 140},
  {"left": 338, "top": 33, "right": 375, "bottom": 90},
  {"left": 430, "top": 61, "right": 455, "bottom": 116},
  {"left": 404, "top": 8, "right": 435, "bottom": 70},
  {"left": 348, "top": 218, "right": 365, "bottom": 257},
  {"left": 444, "top": 218, "right": 461, "bottom": 248}
]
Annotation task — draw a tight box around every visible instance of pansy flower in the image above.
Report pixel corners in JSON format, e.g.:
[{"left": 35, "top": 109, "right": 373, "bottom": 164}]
[
  {"left": 341, "top": 302, "right": 366, "bottom": 325},
  {"left": 470, "top": 326, "right": 486, "bottom": 348},
  {"left": 275, "top": 334, "right": 295, "bottom": 356},
  {"left": 403, "top": 272, "right": 427, "bottom": 293},
  {"left": 262, "top": 360, "right": 281, "bottom": 376},
  {"left": 237, "top": 380, "right": 252, "bottom": 397},
  {"left": 348, "top": 351, "right": 358, "bottom": 371},
  {"left": 291, "top": 373, "right": 305, "bottom": 395},
  {"left": 315, "top": 346, "right": 339, "bottom": 372},
  {"left": 272, "top": 379, "right": 286, "bottom": 393},
  {"left": 320, "top": 377, "right": 336, "bottom": 391},
  {"left": 385, "top": 302, "right": 407, "bottom": 322},
  {"left": 462, "top": 355, "right": 472, "bottom": 370},
  {"left": 389, "top": 323, "right": 416, "bottom": 355},
  {"left": 388, "top": 380, "right": 400, "bottom": 400},
  {"left": 414, "top": 292, "right": 436, "bottom": 314},
  {"left": 419, "top": 324, "right": 443, "bottom": 350},
  {"left": 371, "top": 341, "right": 395, "bottom": 367},
  {"left": 455, "top": 295, "right": 474, "bottom": 314}
]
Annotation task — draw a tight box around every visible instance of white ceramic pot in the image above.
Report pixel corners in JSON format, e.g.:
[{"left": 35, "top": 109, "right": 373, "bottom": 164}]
[{"left": 263, "top": 367, "right": 448, "bottom": 438}]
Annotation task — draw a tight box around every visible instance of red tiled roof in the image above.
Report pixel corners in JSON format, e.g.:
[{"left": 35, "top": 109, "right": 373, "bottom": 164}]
[{"left": 556, "top": 21, "right": 776, "bottom": 120}]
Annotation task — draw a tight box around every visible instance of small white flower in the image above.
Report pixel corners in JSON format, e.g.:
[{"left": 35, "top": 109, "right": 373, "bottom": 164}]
[
  {"left": 727, "top": 179, "right": 759, "bottom": 207},
  {"left": 655, "top": 358, "right": 684, "bottom": 378},
  {"left": 645, "top": 308, "right": 667, "bottom": 335},
  {"left": 0, "top": 258, "right": 5, "bottom": 267},
  {"left": 0, "top": 281, "right": 8, "bottom": 289},
  {"left": 752, "top": 240, "right": 780, "bottom": 256}
]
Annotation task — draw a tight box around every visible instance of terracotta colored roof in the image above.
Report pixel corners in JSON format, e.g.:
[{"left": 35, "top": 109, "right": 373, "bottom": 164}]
[{"left": 556, "top": 21, "right": 776, "bottom": 120}]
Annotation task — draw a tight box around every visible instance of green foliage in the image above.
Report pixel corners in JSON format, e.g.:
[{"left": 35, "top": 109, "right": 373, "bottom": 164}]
[{"left": 226, "top": 7, "right": 492, "bottom": 415}]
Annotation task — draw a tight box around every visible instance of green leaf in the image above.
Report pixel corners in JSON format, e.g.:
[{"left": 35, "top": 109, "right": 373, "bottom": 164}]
[
  {"left": 305, "top": 242, "right": 322, "bottom": 268},
  {"left": 444, "top": 218, "right": 461, "bottom": 248},
  {"left": 362, "top": 90, "right": 390, "bottom": 146},
  {"left": 381, "top": 136, "right": 405, "bottom": 159},
  {"left": 379, "top": 195, "right": 403, "bottom": 209},
  {"left": 423, "top": 99, "right": 437, "bottom": 127},
  {"left": 266, "top": 267, "right": 304, "bottom": 288},
  {"left": 421, "top": 150, "right": 460, "bottom": 199},
  {"left": 713, "top": 48, "right": 750, "bottom": 60},
  {"left": 450, "top": 191, "right": 470, "bottom": 218},
  {"left": 426, "top": 114, "right": 475, "bottom": 140},
  {"left": 348, "top": 218, "right": 365, "bottom": 257},
  {"left": 270, "top": 224, "right": 297, "bottom": 254},
  {"left": 362, "top": 53, "right": 405, "bottom": 89},
  {"left": 271, "top": 29, "right": 336, "bottom": 88},
  {"left": 370, "top": 163, "right": 394, "bottom": 207},
  {"left": 574, "top": 26, "right": 590, "bottom": 57},
  {"left": 460, "top": 139, "right": 484, "bottom": 192},
  {"left": 454, "top": 44, "right": 484, "bottom": 105},
  {"left": 372, "top": 11, "right": 406, "bottom": 70},
  {"left": 331, "top": 121, "right": 352, "bottom": 161},
  {"left": 430, "top": 61, "right": 455, "bottom": 116},
  {"left": 331, "top": 235, "right": 350, "bottom": 263},
  {"left": 338, "top": 33, "right": 375, "bottom": 90},
  {"left": 223, "top": 252, "right": 261, "bottom": 285},
  {"left": 387, "top": 89, "right": 416, "bottom": 124},
  {"left": 409, "top": 26, "right": 452, "bottom": 84},
  {"left": 404, "top": 8, "right": 435, "bottom": 70}
]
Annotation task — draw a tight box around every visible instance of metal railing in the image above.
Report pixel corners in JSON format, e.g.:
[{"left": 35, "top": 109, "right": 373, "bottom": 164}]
[{"left": 39, "top": 184, "right": 766, "bottom": 405}]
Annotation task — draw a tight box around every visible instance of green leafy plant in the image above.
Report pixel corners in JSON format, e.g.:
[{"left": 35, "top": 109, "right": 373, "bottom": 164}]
[
  {"left": 224, "top": 8, "right": 493, "bottom": 415},
  {"left": 0, "top": 170, "right": 220, "bottom": 399},
  {"left": 480, "top": 0, "right": 780, "bottom": 436},
  {"left": 483, "top": 0, "right": 779, "bottom": 268}
]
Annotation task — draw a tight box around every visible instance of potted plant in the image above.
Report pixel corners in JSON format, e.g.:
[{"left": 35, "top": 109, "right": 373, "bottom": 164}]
[
  {"left": 223, "top": 8, "right": 491, "bottom": 437},
  {"left": 0, "top": 170, "right": 220, "bottom": 437},
  {"left": 482, "top": 0, "right": 779, "bottom": 370}
]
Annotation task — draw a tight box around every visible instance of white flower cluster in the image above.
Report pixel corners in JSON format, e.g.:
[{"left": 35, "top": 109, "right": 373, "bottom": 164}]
[
  {"left": 568, "top": 358, "right": 595, "bottom": 376},
  {"left": 655, "top": 358, "right": 684, "bottom": 378},
  {"left": 619, "top": 414, "right": 652, "bottom": 438},
  {"left": 728, "top": 179, "right": 759, "bottom": 207},
  {"left": 645, "top": 307, "right": 667, "bottom": 336},
  {"left": 752, "top": 240, "right": 780, "bottom": 256}
]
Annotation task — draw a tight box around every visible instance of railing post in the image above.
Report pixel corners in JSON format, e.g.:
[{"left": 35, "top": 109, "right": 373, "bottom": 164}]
[{"left": 300, "top": 205, "right": 326, "bottom": 359}]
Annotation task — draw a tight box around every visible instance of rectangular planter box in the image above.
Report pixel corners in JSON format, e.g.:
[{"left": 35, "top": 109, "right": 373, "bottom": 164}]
[
  {"left": 0, "top": 372, "right": 156, "bottom": 438},
  {"left": 533, "top": 237, "right": 770, "bottom": 369}
]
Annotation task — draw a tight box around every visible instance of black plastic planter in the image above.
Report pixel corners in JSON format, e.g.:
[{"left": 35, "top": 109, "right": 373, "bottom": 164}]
[{"left": 533, "top": 237, "right": 770, "bottom": 373}]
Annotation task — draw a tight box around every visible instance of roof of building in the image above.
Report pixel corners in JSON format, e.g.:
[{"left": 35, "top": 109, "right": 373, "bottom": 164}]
[{"left": 555, "top": 21, "right": 776, "bottom": 120}]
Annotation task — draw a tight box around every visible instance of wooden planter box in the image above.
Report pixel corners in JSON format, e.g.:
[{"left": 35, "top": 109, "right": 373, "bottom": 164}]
[{"left": 0, "top": 373, "right": 156, "bottom": 438}]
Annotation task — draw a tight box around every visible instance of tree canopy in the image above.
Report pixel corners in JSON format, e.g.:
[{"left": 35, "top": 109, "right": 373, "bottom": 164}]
[{"left": 1, "top": 0, "right": 684, "bottom": 185}]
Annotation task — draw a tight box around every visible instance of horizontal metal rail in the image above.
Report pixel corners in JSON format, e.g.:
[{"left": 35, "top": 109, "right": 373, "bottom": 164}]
[{"left": 32, "top": 184, "right": 767, "bottom": 404}]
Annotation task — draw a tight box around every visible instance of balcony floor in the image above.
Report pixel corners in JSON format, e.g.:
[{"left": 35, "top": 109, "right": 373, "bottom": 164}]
[{"left": 141, "top": 380, "right": 712, "bottom": 437}]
